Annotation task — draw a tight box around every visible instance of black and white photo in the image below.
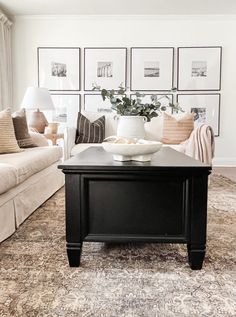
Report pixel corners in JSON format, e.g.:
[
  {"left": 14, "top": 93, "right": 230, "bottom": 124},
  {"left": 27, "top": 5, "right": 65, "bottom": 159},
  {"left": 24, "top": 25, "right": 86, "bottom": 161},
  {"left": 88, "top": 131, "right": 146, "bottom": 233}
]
[
  {"left": 144, "top": 62, "right": 160, "bottom": 77},
  {"left": 191, "top": 61, "right": 207, "bottom": 77},
  {"left": 38, "top": 47, "right": 81, "bottom": 91},
  {"left": 131, "top": 47, "right": 174, "bottom": 91},
  {"left": 97, "top": 62, "right": 113, "bottom": 77},
  {"left": 51, "top": 62, "right": 67, "bottom": 77},
  {"left": 84, "top": 48, "right": 127, "bottom": 91},
  {"left": 177, "top": 47, "right": 222, "bottom": 91},
  {"left": 191, "top": 107, "right": 206, "bottom": 123},
  {"left": 177, "top": 94, "right": 220, "bottom": 136}
]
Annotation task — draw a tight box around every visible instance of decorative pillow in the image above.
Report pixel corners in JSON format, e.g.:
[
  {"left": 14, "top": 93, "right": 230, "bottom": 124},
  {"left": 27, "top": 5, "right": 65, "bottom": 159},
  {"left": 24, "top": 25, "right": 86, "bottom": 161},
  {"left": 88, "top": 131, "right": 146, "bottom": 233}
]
[
  {"left": 12, "top": 108, "right": 37, "bottom": 148},
  {"left": 161, "top": 112, "right": 194, "bottom": 144},
  {"left": 29, "top": 131, "right": 49, "bottom": 147},
  {"left": 0, "top": 108, "right": 21, "bottom": 154},
  {"left": 75, "top": 112, "right": 105, "bottom": 144}
]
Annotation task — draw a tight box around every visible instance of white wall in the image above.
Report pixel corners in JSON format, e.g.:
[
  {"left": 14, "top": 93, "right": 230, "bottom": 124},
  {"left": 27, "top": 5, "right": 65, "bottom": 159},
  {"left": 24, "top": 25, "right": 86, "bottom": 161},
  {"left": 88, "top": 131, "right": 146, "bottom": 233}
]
[{"left": 12, "top": 15, "right": 236, "bottom": 165}]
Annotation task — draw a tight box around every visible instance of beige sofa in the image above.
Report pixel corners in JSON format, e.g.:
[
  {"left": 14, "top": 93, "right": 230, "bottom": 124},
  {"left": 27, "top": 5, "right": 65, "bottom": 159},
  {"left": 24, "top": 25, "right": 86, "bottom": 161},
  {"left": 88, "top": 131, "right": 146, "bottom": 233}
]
[
  {"left": 0, "top": 135, "right": 64, "bottom": 242},
  {"left": 64, "top": 112, "right": 184, "bottom": 159}
]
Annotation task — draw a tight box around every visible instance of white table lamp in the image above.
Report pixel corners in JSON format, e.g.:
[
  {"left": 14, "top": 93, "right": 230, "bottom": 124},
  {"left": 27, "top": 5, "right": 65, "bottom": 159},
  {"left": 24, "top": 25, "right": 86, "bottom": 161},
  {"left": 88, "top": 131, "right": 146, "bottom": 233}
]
[{"left": 21, "top": 87, "right": 55, "bottom": 133}]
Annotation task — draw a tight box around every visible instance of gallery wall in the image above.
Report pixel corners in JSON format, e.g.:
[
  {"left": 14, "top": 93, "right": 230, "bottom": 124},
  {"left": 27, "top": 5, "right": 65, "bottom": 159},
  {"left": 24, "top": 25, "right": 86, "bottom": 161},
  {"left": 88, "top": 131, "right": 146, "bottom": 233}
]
[{"left": 12, "top": 15, "right": 236, "bottom": 165}]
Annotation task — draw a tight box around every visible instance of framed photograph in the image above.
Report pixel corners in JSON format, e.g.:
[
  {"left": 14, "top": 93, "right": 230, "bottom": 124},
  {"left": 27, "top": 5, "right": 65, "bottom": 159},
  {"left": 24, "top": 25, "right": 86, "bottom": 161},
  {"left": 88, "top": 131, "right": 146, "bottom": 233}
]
[
  {"left": 177, "top": 94, "right": 220, "bottom": 136},
  {"left": 131, "top": 94, "right": 173, "bottom": 114},
  {"left": 49, "top": 94, "right": 81, "bottom": 127},
  {"left": 177, "top": 47, "right": 222, "bottom": 91},
  {"left": 84, "top": 94, "right": 116, "bottom": 113},
  {"left": 38, "top": 47, "right": 81, "bottom": 91},
  {"left": 130, "top": 47, "right": 174, "bottom": 91},
  {"left": 84, "top": 47, "right": 127, "bottom": 91}
]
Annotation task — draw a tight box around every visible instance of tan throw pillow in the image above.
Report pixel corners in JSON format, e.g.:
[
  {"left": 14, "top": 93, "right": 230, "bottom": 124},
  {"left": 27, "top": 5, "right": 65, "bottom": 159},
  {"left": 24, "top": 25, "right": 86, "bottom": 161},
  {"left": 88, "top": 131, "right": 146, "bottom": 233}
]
[
  {"left": 162, "top": 112, "right": 194, "bottom": 144},
  {"left": 12, "top": 108, "right": 36, "bottom": 148},
  {"left": 0, "top": 108, "right": 21, "bottom": 154}
]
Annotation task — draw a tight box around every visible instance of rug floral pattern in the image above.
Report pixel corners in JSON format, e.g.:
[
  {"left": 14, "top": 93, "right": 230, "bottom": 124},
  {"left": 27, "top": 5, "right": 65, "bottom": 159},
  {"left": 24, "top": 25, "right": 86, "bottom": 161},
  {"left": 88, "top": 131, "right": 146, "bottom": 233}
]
[{"left": 0, "top": 174, "right": 236, "bottom": 317}]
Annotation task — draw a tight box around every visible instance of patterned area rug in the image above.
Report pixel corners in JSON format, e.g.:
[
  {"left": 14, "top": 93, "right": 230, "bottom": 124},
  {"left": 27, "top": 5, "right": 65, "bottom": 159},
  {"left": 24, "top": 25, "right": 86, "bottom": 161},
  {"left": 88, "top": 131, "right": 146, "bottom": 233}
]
[{"left": 0, "top": 174, "right": 236, "bottom": 317}]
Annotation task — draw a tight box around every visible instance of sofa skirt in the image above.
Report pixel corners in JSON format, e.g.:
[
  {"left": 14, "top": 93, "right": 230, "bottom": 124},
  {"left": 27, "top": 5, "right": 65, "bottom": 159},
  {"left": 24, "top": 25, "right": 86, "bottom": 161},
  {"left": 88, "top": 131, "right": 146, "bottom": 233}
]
[{"left": 0, "top": 161, "right": 64, "bottom": 242}]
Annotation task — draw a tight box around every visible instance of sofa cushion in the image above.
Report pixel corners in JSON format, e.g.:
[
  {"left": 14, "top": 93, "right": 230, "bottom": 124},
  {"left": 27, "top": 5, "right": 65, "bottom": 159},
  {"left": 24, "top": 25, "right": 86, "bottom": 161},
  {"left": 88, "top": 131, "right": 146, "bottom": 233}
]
[
  {"left": 0, "top": 164, "right": 17, "bottom": 194},
  {"left": 12, "top": 108, "right": 36, "bottom": 148},
  {"left": 0, "top": 146, "right": 62, "bottom": 185},
  {"left": 71, "top": 143, "right": 101, "bottom": 156},
  {"left": 0, "top": 108, "right": 21, "bottom": 154}
]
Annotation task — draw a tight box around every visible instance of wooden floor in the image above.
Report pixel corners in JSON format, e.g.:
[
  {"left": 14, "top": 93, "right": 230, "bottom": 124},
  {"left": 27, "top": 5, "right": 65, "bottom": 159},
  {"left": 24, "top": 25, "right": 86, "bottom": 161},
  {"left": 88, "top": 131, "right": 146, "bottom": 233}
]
[{"left": 213, "top": 167, "right": 236, "bottom": 182}]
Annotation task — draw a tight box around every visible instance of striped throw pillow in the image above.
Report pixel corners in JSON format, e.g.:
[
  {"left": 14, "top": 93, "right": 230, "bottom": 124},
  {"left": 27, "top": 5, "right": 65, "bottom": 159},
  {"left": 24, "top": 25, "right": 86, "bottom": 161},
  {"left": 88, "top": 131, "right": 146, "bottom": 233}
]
[
  {"left": 75, "top": 112, "right": 105, "bottom": 143},
  {"left": 0, "top": 108, "right": 21, "bottom": 154},
  {"left": 162, "top": 112, "right": 194, "bottom": 144}
]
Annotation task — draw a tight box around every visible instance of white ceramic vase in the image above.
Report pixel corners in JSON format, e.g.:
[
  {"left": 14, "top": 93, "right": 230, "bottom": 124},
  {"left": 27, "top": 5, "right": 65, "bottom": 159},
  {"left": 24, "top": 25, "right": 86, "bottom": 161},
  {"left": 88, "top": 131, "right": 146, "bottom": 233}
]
[{"left": 116, "top": 116, "right": 147, "bottom": 139}]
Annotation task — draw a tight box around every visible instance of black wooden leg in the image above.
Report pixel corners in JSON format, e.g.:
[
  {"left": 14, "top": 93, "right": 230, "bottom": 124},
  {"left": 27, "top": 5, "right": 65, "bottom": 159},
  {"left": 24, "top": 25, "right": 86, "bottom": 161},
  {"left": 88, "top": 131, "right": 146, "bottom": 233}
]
[
  {"left": 67, "top": 242, "right": 82, "bottom": 267},
  {"left": 187, "top": 244, "right": 205, "bottom": 270}
]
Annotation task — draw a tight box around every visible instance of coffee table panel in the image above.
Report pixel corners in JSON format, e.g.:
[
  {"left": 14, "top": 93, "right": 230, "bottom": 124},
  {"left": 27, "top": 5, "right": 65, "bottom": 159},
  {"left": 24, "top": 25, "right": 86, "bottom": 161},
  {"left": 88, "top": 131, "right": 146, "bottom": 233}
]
[{"left": 81, "top": 174, "right": 189, "bottom": 240}]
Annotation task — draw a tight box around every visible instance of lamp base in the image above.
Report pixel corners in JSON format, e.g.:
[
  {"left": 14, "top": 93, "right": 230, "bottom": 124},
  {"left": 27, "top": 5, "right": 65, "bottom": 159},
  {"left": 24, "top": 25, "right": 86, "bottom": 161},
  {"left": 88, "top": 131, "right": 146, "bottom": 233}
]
[{"left": 29, "top": 110, "right": 48, "bottom": 133}]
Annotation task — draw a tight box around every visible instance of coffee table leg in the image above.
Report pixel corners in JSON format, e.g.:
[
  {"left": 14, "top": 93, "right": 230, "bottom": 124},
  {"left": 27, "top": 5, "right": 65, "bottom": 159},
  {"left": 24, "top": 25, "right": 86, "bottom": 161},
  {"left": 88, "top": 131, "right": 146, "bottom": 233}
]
[
  {"left": 187, "top": 244, "right": 206, "bottom": 270},
  {"left": 65, "top": 174, "right": 83, "bottom": 267},
  {"left": 67, "top": 242, "right": 82, "bottom": 267},
  {"left": 188, "top": 175, "right": 209, "bottom": 270}
]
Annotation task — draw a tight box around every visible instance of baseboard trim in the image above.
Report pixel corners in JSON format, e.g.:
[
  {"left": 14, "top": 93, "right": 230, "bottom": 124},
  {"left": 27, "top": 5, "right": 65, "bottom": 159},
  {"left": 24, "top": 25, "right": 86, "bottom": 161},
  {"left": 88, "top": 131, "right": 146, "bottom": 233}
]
[{"left": 213, "top": 157, "right": 236, "bottom": 167}]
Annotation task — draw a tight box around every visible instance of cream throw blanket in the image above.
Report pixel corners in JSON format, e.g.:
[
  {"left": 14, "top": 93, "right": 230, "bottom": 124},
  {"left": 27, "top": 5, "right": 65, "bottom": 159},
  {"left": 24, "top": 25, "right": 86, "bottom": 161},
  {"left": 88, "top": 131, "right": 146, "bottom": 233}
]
[{"left": 180, "top": 124, "right": 215, "bottom": 165}]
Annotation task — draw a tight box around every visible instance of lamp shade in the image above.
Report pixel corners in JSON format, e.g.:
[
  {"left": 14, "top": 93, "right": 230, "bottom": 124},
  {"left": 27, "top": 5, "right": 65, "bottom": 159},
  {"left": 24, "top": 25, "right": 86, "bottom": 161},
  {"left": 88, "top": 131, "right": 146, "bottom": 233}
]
[{"left": 21, "top": 87, "right": 55, "bottom": 110}]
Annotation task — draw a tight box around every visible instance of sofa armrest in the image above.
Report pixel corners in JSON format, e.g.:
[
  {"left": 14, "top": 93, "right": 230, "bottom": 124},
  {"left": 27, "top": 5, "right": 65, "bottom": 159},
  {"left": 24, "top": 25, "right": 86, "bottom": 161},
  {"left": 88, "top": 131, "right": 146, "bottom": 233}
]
[{"left": 63, "top": 127, "right": 77, "bottom": 159}]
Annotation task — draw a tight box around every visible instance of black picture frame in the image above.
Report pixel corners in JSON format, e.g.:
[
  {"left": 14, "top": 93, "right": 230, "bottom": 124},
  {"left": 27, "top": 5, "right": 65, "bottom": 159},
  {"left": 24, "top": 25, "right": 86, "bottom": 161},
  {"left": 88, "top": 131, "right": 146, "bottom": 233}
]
[
  {"left": 50, "top": 93, "right": 81, "bottom": 127},
  {"left": 177, "top": 46, "right": 222, "bottom": 91},
  {"left": 38, "top": 47, "right": 81, "bottom": 91},
  {"left": 84, "top": 93, "right": 113, "bottom": 113},
  {"left": 84, "top": 47, "right": 127, "bottom": 91},
  {"left": 177, "top": 93, "right": 221, "bottom": 136},
  {"left": 130, "top": 47, "right": 174, "bottom": 91}
]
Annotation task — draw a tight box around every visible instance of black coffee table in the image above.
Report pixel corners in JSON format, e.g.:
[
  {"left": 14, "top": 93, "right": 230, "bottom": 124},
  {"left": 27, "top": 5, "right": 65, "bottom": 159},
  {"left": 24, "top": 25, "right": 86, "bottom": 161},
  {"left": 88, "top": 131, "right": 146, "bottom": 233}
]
[{"left": 58, "top": 146, "right": 211, "bottom": 270}]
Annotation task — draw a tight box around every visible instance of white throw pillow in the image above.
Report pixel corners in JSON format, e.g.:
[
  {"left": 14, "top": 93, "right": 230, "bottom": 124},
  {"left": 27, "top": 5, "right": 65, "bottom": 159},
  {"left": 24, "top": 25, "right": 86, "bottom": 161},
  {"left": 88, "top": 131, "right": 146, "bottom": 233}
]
[{"left": 29, "top": 132, "right": 49, "bottom": 147}]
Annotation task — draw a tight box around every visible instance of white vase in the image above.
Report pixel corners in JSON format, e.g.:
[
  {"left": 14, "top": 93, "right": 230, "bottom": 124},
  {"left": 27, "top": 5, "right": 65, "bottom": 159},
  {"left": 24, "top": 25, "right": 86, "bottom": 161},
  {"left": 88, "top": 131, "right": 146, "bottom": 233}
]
[{"left": 116, "top": 116, "right": 147, "bottom": 139}]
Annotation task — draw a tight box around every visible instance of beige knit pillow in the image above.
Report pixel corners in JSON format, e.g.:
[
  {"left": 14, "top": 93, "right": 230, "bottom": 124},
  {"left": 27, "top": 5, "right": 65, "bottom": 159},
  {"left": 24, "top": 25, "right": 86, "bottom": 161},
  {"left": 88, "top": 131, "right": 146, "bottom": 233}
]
[
  {"left": 0, "top": 108, "right": 21, "bottom": 154},
  {"left": 162, "top": 112, "right": 194, "bottom": 144}
]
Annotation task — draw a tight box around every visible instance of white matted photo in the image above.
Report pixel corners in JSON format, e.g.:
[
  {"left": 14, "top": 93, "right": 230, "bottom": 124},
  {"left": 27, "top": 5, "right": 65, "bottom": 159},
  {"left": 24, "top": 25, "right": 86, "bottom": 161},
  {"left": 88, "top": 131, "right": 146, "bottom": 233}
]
[
  {"left": 38, "top": 47, "right": 81, "bottom": 91},
  {"left": 177, "top": 47, "right": 222, "bottom": 91},
  {"left": 84, "top": 94, "right": 116, "bottom": 113},
  {"left": 49, "top": 94, "right": 80, "bottom": 127},
  {"left": 130, "top": 47, "right": 174, "bottom": 91},
  {"left": 177, "top": 94, "right": 220, "bottom": 136},
  {"left": 84, "top": 48, "right": 127, "bottom": 91}
]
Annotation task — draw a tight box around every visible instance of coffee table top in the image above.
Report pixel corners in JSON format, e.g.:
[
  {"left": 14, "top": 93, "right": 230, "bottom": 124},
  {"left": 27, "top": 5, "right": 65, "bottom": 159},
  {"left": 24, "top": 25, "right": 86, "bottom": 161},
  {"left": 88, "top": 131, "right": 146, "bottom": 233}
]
[{"left": 59, "top": 146, "right": 211, "bottom": 172}]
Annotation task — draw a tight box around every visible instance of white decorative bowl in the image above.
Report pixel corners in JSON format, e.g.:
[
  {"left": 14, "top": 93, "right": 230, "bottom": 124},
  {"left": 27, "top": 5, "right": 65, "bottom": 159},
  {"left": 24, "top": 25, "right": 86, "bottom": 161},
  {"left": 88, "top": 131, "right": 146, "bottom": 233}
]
[{"left": 102, "top": 140, "right": 162, "bottom": 162}]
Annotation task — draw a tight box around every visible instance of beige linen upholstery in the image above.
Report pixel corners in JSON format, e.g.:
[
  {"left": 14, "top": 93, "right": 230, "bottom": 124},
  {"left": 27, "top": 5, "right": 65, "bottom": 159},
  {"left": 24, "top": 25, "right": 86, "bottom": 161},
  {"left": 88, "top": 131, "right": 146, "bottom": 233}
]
[
  {"left": 162, "top": 112, "right": 194, "bottom": 144},
  {"left": 71, "top": 143, "right": 102, "bottom": 156},
  {"left": 0, "top": 164, "right": 17, "bottom": 194},
  {"left": 0, "top": 108, "right": 21, "bottom": 154},
  {"left": 0, "top": 146, "right": 62, "bottom": 185}
]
